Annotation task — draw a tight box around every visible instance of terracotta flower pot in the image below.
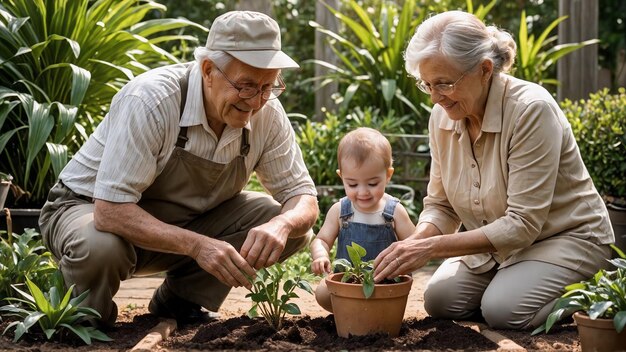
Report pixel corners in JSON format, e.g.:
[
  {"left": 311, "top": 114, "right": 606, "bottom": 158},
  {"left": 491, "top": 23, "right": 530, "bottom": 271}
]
[
  {"left": 573, "top": 311, "right": 626, "bottom": 352},
  {"left": 325, "top": 272, "right": 412, "bottom": 337}
]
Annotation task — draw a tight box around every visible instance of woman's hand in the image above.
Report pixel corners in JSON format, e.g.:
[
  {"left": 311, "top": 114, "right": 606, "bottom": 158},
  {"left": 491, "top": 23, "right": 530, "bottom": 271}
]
[{"left": 373, "top": 239, "right": 433, "bottom": 282}]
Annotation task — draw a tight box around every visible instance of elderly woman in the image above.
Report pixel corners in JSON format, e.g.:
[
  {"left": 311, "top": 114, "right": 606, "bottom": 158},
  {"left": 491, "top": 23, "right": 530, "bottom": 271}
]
[{"left": 373, "top": 11, "right": 615, "bottom": 330}]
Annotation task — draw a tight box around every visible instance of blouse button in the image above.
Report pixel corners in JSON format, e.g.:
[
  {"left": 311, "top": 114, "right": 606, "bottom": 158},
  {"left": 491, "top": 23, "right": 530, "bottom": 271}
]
[
  {"left": 482, "top": 219, "right": 488, "bottom": 225},
  {"left": 473, "top": 199, "right": 480, "bottom": 205},
  {"left": 471, "top": 164, "right": 476, "bottom": 168},
  {"left": 473, "top": 181, "right": 480, "bottom": 188}
]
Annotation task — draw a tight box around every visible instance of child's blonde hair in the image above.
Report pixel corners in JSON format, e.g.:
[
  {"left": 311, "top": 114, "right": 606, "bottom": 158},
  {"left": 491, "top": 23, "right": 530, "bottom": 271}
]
[{"left": 337, "top": 127, "right": 393, "bottom": 170}]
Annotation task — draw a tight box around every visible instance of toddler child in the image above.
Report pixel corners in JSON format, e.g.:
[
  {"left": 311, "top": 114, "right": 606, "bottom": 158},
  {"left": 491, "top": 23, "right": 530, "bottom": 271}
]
[{"left": 310, "top": 127, "right": 416, "bottom": 312}]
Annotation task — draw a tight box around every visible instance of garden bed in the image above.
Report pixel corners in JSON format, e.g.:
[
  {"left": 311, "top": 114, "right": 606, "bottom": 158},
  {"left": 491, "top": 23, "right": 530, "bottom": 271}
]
[
  {"left": 0, "top": 275, "right": 582, "bottom": 352},
  {"left": 0, "top": 306, "right": 581, "bottom": 351}
]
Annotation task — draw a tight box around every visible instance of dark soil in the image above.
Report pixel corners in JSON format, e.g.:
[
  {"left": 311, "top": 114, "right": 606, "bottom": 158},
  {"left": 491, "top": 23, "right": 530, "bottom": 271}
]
[
  {"left": 0, "top": 308, "right": 581, "bottom": 351},
  {"left": 163, "top": 315, "right": 499, "bottom": 351}
]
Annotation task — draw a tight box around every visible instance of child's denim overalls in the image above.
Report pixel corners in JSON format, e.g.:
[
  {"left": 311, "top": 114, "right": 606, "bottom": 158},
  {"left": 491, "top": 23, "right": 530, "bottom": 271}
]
[{"left": 335, "top": 196, "right": 399, "bottom": 264}]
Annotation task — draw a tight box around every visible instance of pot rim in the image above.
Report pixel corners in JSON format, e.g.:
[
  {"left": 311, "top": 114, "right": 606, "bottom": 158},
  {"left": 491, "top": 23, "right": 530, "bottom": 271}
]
[{"left": 326, "top": 272, "right": 412, "bottom": 286}]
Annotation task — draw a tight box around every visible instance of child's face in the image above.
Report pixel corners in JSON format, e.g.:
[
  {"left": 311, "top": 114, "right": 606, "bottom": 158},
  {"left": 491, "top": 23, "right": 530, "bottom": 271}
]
[{"left": 338, "top": 156, "right": 394, "bottom": 213}]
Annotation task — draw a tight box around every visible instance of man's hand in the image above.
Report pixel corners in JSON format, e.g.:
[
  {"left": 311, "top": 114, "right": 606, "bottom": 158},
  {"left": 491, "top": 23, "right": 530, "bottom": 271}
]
[
  {"left": 240, "top": 220, "right": 289, "bottom": 269},
  {"left": 193, "top": 237, "right": 256, "bottom": 289}
]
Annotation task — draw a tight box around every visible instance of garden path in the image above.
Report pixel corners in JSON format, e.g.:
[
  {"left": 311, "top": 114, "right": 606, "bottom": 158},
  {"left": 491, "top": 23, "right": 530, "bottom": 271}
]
[{"left": 113, "top": 265, "right": 438, "bottom": 319}]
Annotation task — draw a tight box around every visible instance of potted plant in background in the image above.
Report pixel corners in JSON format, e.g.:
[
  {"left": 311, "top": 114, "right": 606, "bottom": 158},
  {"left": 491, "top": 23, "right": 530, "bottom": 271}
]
[
  {"left": 0, "top": 0, "right": 206, "bottom": 233},
  {"left": 560, "top": 88, "right": 626, "bottom": 251},
  {"left": 533, "top": 245, "right": 626, "bottom": 352},
  {"left": 325, "top": 242, "right": 412, "bottom": 337}
]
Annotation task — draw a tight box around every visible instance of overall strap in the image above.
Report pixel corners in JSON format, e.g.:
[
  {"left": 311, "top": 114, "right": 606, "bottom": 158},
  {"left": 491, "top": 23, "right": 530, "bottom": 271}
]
[
  {"left": 382, "top": 196, "right": 400, "bottom": 224},
  {"left": 339, "top": 197, "right": 353, "bottom": 227},
  {"left": 176, "top": 64, "right": 192, "bottom": 149},
  {"left": 240, "top": 128, "right": 250, "bottom": 157}
]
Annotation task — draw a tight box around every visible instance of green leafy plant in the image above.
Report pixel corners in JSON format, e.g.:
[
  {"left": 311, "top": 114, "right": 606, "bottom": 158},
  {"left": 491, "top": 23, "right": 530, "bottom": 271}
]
[
  {"left": 245, "top": 263, "right": 313, "bottom": 330},
  {"left": 560, "top": 88, "right": 626, "bottom": 204},
  {"left": 0, "top": 228, "right": 57, "bottom": 301},
  {"left": 513, "top": 9, "right": 599, "bottom": 88},
  {"left": 0, "top": 274, "right": 111, "bottom": 344},
  {"left": 0, "top": 0, "right": 206, "bottom": 207},
  {"left": 332, "top": 242, "right": 377, "bottom": 298},
  {"left": 533, "top": 245, "right": 626, "bottom": 335}
]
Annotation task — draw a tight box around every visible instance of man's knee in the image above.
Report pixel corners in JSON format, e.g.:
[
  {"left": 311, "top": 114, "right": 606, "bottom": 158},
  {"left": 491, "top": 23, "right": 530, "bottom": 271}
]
[{"left": 60, "top": 226, "right": 135, "bottom": 279}]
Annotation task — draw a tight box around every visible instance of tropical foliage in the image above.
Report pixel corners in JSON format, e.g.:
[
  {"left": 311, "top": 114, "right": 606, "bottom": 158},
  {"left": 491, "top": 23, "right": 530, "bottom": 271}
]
[
  {"left": 0, "top": 274, "right": 111, "bottom": 344},
  {"left": 307, "top": 0, "right": 429, "bottom": 132},
  {"left": 0, "top": 0, "right": 206, "bottom": 207},
  {"left": 513, "top": 10, "right": 599, "bottom": 88}
]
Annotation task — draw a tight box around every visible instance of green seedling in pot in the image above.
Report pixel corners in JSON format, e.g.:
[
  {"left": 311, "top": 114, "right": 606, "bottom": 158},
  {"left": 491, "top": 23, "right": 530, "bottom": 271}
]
[{"left": 332, "top": 242, "right": 400, "bottom": 299}]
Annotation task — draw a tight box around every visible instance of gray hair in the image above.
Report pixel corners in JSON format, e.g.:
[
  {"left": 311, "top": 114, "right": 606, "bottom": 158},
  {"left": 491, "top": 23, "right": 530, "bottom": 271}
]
[
  {"left": 404, "top": 11, "right": 516, "bottom": 79},
  {"left": 194, "top": 47, "right": 233, "bottom": 69}
]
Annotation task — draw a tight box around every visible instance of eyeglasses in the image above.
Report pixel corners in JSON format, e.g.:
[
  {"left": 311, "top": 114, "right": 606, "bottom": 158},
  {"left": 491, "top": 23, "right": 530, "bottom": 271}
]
[
  {"left": 214, "top": 65, "right": 285, "bottom": 100},
  {"left": 415, "top": 68, "right": 472, "bottom": 95}
]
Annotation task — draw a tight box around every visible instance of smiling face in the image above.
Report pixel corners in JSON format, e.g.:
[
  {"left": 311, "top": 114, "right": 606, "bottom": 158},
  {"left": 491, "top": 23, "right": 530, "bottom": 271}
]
[
  {"left": 338, "top": 156, "right": 393, "bottom": 213},
  {"left": 201, "top": 59, "right": 280, "bottom": 136},
  {"left": 418, "top": 56, "right": 492, "bottom": 122}
]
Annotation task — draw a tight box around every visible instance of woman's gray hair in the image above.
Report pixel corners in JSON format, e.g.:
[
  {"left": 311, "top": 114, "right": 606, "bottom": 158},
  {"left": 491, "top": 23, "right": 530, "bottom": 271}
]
[
  {"left": 405, "top": 11, "right": 516, "bottom": 79},
  {"left": 194, "top": 46, "right": 233, "bottom": 69}
]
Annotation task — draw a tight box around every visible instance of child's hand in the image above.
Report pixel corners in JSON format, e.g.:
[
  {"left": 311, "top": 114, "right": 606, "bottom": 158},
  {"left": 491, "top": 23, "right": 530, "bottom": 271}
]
[{"left": 311, "top": 257, "right": 331, "bottom": 275}]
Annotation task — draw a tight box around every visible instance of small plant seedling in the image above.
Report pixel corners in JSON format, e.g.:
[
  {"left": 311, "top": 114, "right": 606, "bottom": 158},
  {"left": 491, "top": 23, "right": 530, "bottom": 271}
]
[
  {"left": 245, "top": 262, "right": 313, "bottom": 330},
  {"left": 332, "top": 242, "right": 376, "bottom": 298}
]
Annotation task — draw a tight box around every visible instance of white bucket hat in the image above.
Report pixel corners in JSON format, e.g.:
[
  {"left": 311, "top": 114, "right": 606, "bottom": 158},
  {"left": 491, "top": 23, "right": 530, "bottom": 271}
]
[{"left": 205, "top": 11, "right": 299, "bottom": 69}]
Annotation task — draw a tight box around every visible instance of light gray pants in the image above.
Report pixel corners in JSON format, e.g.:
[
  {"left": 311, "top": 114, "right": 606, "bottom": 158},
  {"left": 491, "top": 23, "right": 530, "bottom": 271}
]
[
  {"left": 423, "top": 248, "right": 611, "bottom": 330},
  {"left": 40, "top": 183, "right": 311, "bottom": 324}
]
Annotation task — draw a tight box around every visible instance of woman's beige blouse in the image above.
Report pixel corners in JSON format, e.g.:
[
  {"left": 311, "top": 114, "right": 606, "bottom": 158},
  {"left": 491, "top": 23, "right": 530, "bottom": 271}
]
[{"left": 418, "top": 73, "right": 614, "bottom": 273}]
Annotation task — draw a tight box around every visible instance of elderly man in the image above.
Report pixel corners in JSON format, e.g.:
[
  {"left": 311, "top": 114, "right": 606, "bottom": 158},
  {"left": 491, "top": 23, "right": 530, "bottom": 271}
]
[{"left": 39, "top": 11, "right": 318, "bottom": 327}]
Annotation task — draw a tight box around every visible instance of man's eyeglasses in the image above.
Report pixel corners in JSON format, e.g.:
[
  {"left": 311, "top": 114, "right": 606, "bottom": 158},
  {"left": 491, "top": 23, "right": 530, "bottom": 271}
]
[
  {"left": 415, "top": 68, "right": 472, "bottom": 95},
  {"left": 214, "top": 65, "right": 285, "bottom": 100}
]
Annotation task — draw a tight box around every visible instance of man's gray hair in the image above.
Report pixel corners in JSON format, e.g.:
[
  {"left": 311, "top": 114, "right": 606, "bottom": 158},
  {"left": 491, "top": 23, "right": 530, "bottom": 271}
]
[{"left": 194, "top": 47, "right": 233, "bottom": 69}]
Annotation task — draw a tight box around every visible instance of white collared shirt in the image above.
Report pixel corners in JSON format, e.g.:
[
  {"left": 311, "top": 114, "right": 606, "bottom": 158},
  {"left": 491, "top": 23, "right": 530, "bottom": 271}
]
[{"left": 61, "top": 62, "right": 316, "bottom": 204}]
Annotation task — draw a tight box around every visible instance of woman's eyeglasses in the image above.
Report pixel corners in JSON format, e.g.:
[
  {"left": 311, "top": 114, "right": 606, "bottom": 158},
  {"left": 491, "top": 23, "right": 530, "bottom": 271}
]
[
  {"left": 415, "top": 68, "right": 472, "bottom": 95},
  {"left": 214, "top": 65, "right": 285, "bottom": 100}
]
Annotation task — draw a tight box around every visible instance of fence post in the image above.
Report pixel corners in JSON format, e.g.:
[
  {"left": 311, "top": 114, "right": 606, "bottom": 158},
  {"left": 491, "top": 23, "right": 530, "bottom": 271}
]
[
  {"left": 314, "top": 0, "right": 339, "bottom": 121},
  {"left": 557, "top": 0, "right": 598, "bottom": 101}
]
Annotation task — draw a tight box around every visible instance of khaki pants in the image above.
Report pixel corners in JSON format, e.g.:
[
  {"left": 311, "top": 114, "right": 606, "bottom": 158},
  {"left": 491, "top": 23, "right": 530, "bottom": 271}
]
[
  {"left": 423, "top": 243, "right": 611, "bottom": 329},
  {"left": 39, "top": 183, "right": 311, "bottom": 324}
]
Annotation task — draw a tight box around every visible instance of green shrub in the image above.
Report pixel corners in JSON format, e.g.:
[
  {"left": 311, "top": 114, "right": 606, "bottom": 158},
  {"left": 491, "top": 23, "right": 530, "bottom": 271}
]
[
  {"left": 0, "top": 228, "right": 57, "bottom": 302},
  {"left": 560, "top": 88, "right": 626, "bottom": 202}
]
